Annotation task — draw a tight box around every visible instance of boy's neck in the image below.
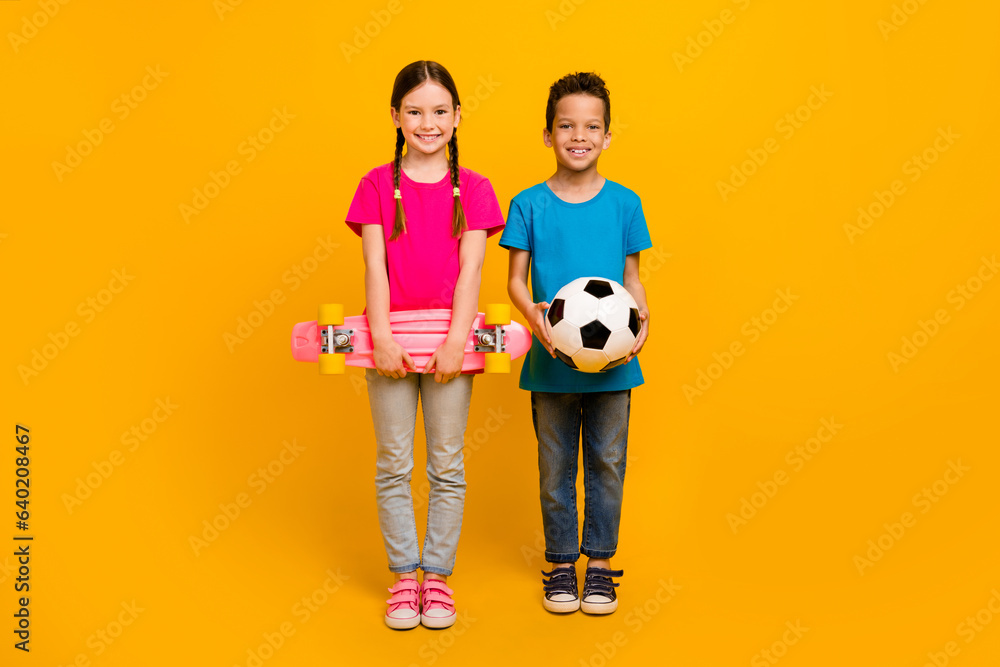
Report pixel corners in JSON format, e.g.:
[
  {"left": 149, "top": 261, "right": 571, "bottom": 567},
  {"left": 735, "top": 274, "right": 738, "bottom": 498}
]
[{"left": 546, "top": 165, "right": 605, "bottom": 204}]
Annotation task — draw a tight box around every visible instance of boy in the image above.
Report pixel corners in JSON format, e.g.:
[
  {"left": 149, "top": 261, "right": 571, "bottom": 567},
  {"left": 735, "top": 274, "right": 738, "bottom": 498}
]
[{"left": 500, "top": 72, "right": 651, "bottom": 614}]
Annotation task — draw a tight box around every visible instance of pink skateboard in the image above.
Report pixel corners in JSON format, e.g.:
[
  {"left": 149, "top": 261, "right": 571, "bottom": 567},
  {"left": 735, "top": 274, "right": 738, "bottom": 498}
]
[{"left": 290, "top": 305, "right": 532, "bottom": 374}]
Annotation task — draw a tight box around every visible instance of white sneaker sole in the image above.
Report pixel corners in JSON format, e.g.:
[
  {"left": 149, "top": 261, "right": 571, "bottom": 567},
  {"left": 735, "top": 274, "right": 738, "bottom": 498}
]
[
  {"left": 385, "top": 613, "right": 420, "bottom": 630},
  {"left": 543, "top": 596, "right": 580, "bottom": 613},
  {"left": 421, "top": 612, "right": 457, "bottom": 629},
  {"left": 581, "top": 598, "right": 618, "bottom": 614}
]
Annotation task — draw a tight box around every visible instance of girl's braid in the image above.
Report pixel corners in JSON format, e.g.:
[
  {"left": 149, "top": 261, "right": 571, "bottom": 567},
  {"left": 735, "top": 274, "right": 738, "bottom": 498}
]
[
  {"left": 390, "top": 127, "right": 406, "bottom": 241},
  {"left": 448, "top": 131, "right": 467, "bottom": 238}
]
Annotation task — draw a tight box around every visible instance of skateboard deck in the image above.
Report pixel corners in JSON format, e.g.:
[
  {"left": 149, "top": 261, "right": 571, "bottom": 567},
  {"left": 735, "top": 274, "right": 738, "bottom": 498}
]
[{"left": 291, "top": 308, "right": 532, "bottom": 374}]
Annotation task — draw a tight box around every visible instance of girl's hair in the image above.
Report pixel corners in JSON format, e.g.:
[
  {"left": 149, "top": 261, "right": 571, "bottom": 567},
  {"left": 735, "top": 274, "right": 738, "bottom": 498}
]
[
  {"left": 389, "top": 60, "right": 467, "bottom": 241},
  {"left": 545, "top": 71, "right": 611, "bottom": 133}
]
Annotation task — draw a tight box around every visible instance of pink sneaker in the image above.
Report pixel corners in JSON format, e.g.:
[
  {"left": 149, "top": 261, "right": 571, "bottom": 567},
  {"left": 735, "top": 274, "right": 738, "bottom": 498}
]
[
  {"left": 420, "top": 579, "right": 456, "bottom": 628},
  {"left": 385, "top": 579, "right": 420, "bottom": 630}
]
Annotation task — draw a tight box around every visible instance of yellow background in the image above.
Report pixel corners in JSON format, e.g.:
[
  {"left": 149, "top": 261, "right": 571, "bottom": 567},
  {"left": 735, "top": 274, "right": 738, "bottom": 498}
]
[{"left": 3, "top": 0, "right": 999, "bottom": 665}]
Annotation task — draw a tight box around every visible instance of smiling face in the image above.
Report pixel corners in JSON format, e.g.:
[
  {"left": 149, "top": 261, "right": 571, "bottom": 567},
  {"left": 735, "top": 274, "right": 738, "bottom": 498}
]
[
  {"left": 391, "top": 80, "right": 460, "bottom": 158},
  {"left": 544, "top": 93, "right": 611, "bottom": 173}
]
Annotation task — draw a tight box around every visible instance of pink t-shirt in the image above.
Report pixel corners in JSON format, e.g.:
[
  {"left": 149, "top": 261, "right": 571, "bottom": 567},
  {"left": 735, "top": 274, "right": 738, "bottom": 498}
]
[{"left": 346, "top": 162, "right": 505, "bottom": 311}]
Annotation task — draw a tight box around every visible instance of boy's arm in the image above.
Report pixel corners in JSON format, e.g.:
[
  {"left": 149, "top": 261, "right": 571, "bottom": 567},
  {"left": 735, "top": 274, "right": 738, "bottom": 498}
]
[
  {"left": 362, "top": 224, "right": 415, "bottom": 377},
  {"left": 425, "top": 229, "right": 488, "bottom": 383},
  {"left": 623, "top": 251, "right": 650, "bottom": 363},
  {"left": 507, "top": 248, "right": 555, "bottom": 357}
]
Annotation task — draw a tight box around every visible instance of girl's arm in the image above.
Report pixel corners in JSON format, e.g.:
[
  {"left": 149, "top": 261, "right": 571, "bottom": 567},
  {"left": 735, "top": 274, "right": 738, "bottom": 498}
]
[
  {"left": 623, "top": 251, "right": 650, "bottom": 363},
  {"left": 426, "top": 229, "right": 488, "bottom": 383},
  {"left": 506, "top": 248, "right": 555, "bottom": 357},
  {"left": 362, "top": 223, "right": 415, "bottom": 378}
]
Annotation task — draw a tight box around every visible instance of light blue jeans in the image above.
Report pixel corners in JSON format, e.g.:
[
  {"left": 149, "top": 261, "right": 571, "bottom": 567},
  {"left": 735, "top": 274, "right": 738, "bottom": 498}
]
[{"left": 365, "top": 368, "right": 472, "bottom": 576}]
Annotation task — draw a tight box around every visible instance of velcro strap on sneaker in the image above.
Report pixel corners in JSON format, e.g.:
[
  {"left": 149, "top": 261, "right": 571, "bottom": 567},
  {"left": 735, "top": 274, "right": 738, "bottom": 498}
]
[
  {"left": 422, "top": 590, "right": 454, "bottom": 606},
  {"left": 421, "top": 580, "right": 455, "bottom": 610},
  {"left": 421, "top": 580, "right": 454, "bottom": 596},
  {"left": 386, "top": 591, "right": 418, "bottom": 605},
  {"left": 386, "top": 579, "right": 420, "bottom": 605}
]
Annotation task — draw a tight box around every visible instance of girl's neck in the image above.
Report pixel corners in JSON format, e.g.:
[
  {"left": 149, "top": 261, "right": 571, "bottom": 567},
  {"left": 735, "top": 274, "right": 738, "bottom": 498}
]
[{"left": 401, "top": 150, "right": 450, "bottom": 183}]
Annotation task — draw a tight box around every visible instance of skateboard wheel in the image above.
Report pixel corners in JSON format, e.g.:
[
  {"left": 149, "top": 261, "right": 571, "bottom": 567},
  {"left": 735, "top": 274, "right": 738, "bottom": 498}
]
[
  {"left": 318, "top": 304, "right": 344, "bottom": 326},
  {"left": 484, "top": 352, "right": 510, "bottom": 374},
  {"left": 485, "top": 304, "right": 510, "bottom": 325},
  {"left": 318, "top": 353, "right": 346, "bottom": 375}
]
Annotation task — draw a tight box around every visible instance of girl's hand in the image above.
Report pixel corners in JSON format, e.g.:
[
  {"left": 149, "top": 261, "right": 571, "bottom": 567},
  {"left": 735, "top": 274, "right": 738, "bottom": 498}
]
[
  {"left": 373, "top": 338, "right": 416, "bottom": 378},
  {"left": 626, "top": 309, "right": 649, "bottom": 363},
  {"left": 529, "top": 301, "right": 557, "bottom": 358},
  {"left": 425, "top": 339, "right": 465, "bottom": 383}
]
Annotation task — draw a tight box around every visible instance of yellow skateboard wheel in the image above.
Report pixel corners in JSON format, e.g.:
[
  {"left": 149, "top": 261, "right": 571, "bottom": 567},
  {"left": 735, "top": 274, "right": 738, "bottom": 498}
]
[
  {"left": 484, "top": 352, "right": 510, "bottom": 374},
  {"left": 318, "top": 303, "right": 343, "bottom": 326},
  {"left": 318, "top": 354, "right": 346, "bottom": 375},
  {"left": 484, "top": 303, "right": 510, "bottom": 325}
]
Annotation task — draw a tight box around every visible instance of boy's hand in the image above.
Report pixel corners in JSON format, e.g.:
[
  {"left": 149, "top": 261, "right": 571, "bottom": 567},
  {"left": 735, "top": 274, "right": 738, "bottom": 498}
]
[
  {"left": 626, "top": 308, "right": 649, "bottom": 363},
  {"left": 373, "top": 338, "right": 417, "bottom": 378},
  {"left": 529, "top": 301, "right": 557, "bottom": 358},
  {"left": 426, "top": 339, "right": 465, "bottom": 383}
]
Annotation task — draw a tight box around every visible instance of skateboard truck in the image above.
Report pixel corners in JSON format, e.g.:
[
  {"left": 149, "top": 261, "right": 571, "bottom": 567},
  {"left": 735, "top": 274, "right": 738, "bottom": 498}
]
[
  {"left": 321, "top": 327, "right": 355, "bottom": 354},
  {"left": 473, "top": 326, "right": 505, "bottom": 353}
]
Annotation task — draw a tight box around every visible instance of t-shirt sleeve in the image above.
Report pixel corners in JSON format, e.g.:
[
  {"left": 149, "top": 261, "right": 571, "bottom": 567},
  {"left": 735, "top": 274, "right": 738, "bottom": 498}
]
[
  {"left": 625, "top": 198, "right": 653, "bottom": 255},
  {"left": 464, "top": 177, "right": 505, "bottom": 237},
  {"left": 344, "top": 172, "right": 382, "bottom": 237},
  {"left": 498, "top": 197, "right": 530, "bottom": 251}
]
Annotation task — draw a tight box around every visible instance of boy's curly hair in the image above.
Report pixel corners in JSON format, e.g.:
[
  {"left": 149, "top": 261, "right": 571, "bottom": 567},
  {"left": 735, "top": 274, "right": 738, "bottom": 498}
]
[{"left": 545, "top": 72, "right": 611, "bottom": 133}]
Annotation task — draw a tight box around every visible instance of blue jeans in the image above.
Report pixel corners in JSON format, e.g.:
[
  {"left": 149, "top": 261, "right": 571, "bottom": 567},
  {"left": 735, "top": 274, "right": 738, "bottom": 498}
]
[
  {"left": 366, "top": 369, "right": 472, "bottom": 576},
  {"left": 531, "top": 390, "right": 630, "bottom": 563}
]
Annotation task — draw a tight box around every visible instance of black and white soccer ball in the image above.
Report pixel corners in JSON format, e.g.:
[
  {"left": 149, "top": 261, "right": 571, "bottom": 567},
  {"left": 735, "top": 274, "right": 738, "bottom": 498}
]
[{"left": 546, "top": 277, "right": 641, "bottom": 373}]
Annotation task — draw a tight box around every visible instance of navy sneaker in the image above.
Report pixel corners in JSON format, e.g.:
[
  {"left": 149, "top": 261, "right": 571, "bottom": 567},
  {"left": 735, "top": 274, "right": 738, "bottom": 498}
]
[
  {"left": 541, "top": 566, "right": 579, "bottom": 613},
  {"left": 581, "top": 567, "right": 623, "bottom": 614}
]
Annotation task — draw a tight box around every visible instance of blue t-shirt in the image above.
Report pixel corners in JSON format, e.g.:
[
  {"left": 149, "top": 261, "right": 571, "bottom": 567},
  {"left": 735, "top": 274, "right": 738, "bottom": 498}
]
[{"left": 499, "top": 179, "right": 653, "bottom": 393}]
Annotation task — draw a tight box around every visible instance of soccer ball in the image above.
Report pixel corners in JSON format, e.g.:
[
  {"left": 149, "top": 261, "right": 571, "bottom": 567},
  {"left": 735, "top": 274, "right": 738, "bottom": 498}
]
[{"left": 546, "top": 277, "right": 641, "bottom": 373}]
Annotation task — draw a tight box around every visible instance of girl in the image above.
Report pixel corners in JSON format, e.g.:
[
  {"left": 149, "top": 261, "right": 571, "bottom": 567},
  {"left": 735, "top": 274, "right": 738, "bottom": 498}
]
[{"left": 344, "top": 61, "right": 505, "bottom": 629}]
